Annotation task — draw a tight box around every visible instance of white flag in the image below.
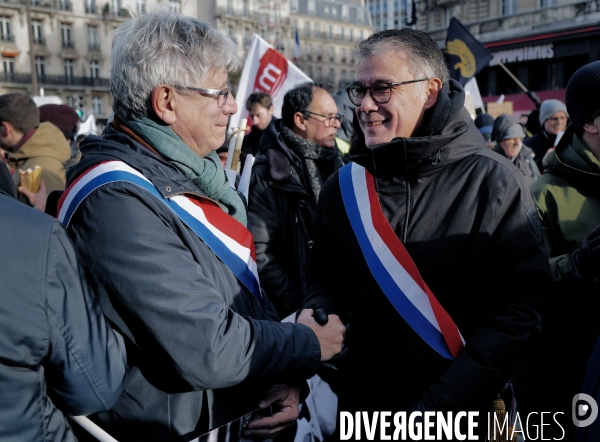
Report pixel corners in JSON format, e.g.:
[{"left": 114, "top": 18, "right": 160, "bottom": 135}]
[
  {"left": 77, "top": 114, "right": 96, "bottom": 136},
  {"left": 230, "top": 34, "right": 311, "bottom": 131}
]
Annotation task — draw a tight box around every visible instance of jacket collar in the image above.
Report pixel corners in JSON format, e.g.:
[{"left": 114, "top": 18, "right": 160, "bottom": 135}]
[{"left": 349, "top": 79, "right": 484, "bottom": 179}]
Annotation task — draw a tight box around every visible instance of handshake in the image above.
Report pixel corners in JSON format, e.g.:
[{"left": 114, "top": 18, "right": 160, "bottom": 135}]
[{"left": 297, "top": 308, "right": 345, "bottom": 361}]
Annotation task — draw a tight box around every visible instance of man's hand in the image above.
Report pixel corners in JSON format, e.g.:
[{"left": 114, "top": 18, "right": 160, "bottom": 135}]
[
  {"left": 18, "top": 181, "right": 47, "bottom": 212},
  {"left": 297, "top": 308, "right": 345, "bottom": 361},
  {"left": 569, "top": 225, "right": 600, "bottom": 281},
  {"left": 243, "top": 384, "right": 301, "bottom": 438}
]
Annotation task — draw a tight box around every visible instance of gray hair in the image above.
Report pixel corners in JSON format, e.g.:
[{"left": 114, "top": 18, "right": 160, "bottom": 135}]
[
  {"left": 351, "top": 29, "right": 449, "bottom": 84},
  {"left": 111, "top": 8, "right": 241, "bottom": 119}
]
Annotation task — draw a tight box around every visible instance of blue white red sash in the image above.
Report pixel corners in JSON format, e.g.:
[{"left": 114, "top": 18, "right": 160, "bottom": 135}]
[
  {"left": 339, "top": 162, "right": 464, "bottom": 359},
  {"left": 57, "top": 161, "right": 263, "bottom": 308}
]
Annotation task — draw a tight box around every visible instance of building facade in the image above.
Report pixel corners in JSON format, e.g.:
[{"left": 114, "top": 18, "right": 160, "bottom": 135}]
[{"left": 0, "top": 0, "right": 185, "bottom": 119}]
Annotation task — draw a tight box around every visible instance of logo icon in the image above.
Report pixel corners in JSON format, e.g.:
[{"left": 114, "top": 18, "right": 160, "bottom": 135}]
[
  {"left": 573, "top": 393, "right": 598, "bottom": 427},
  {"left": 445, "top": 39, "right": 476, "bottom": 78}
]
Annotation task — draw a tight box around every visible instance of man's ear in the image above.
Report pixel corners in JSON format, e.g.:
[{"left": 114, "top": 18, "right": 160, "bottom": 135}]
[
  {"left": 583, "top": 118, "right": 599, "bottom": 135},
  {"left": 151, "top": 85, "right": 178, "bottom": 125},
  {"left": 294, "top": 111, "right": 307, "bottom": 132},
  {"left": 423, "top": 78, "right": 443, "bottom": 110},
  {"left": 0, "top": 121, "right": 11, "bottom": 137}
]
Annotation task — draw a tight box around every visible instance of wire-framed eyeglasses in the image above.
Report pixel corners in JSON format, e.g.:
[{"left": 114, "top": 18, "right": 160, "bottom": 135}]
[
  {"left": 176, "top": 83, "right": 230, "bottom": 108},
  {"left": 345, "top": 79, "right": 429, "bottom": 106},
  {"left": 303, "top": 110, "right": 344, "bottom": 128}
]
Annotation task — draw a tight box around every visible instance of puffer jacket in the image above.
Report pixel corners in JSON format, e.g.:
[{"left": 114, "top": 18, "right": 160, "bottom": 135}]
[
  {"left": 5, "top": 122, "right": 71, "bottom": 203},
  {"left": 0, "top": 191, "right": 126, "bottom": 442},
  {"left": 65, "top": 125, "right": 321, "bottom": 441},
  {"left": 305, "top": 80, "right": 551, "bottom": 421},
  {"left": 513, "top": 126, "right": 600, "bottom": 416},
  {"left": 248, "top": 119, "right": 342, "bottom": 319}
]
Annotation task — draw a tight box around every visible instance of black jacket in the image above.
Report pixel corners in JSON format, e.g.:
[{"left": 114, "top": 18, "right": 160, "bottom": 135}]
[
  {"left": 524, "top": 130, "right": 556, "bottom": 171},
  {"left": 492, "top": 142, "right": 541, "bottom": 185},
  {"left": 65, "top": 125, "right": 321, "bottom": 441},
  {"left": 248, "top": 120, "right": 339, "bottom": 318},
  {"left": 305, "top": 80, "right": 552, "bottom": 417}
]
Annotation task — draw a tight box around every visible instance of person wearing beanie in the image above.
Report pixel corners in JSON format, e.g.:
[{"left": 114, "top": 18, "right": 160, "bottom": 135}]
[
  {"left": 39, "top": 103, "right": 82, "bottom": 169},
  {"left": 524, "top": 99, "right": 569, "bottom": 171},
  {"left": 474, "top": 112, "right": 495, "bottom": 148},
  {"left": 491, "top": 114, "right": 540, "bottom": 185},
  {"left": 512, "top": 61, "right": 600, "bottom": 441}
]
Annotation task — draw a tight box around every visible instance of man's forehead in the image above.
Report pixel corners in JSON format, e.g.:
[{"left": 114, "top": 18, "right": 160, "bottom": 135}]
[
  {"left": 249, "top": 104, "right": 269, "bottom": 115},
  {"left": 310, "top": 90, "right": 338, "bottom": 113}
]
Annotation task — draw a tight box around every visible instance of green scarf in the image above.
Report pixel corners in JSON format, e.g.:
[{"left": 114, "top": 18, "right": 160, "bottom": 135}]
[{"left": 121, "top": 115, "right": 247, "bottom": 226}]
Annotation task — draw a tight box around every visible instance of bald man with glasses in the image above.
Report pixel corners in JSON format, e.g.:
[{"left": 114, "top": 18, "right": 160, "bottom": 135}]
[
  {"left": 247, "top": 82, "right": 345, "bottom": 320},
  {"left": 303, "top": 29, "right": 552, "bottom": 439}
]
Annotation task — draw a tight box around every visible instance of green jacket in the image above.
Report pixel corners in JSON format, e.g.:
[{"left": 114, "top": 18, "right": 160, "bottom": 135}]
[{"left": 530, "top": 126, "right": 600, "bottom": 282}]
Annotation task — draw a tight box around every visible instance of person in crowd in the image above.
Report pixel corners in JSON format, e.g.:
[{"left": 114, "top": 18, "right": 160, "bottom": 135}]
[
  {"left": 513, "top": 61, "right": 600, "bottom": 440},
  {"left": 0, "top": 93, "right": 70, "bottom": 207},
  {"left": 524, "top": 99, "right": 569, "bottom": 171},
  {"left": 59, "top": 10, "right": 344, "bottom": 441},
  {"left": 304, "top": 29, "right": 551, "bottom": 439},
  {"left": 39, "top": 103, "right": 82, "bottom": 168},
  {"left": 242, "top": 91, "right": 275, "bottom": 158},
  {"left": 525, "top": 108, "right": 541, "bottom": 137},
  {"left": 0, "top": 189, "right": 127, "bottom": 441},
  {"left": 491, "top": 114, "right": 541, "bottom": 185},
  {"left": 474, "top": 112, "right": 495, "bottom": 149},
  {"left": 248, "top": 82, "right": 344, "bottom": 319}
]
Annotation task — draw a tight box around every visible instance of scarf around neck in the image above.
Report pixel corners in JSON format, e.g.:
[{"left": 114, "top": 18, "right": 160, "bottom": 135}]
[
  {"left": 120, "top": 115, "right": 247, "bottom": 226},
  {"left": 280, "top": 124, "right": 344, "bottom": 205}
]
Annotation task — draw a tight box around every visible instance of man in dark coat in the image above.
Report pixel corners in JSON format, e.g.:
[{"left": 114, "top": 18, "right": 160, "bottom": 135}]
[
  {"left": 248, "top": 82, "right": 344, "bottom": 319},
  {"left": 60, "top": 11, "right": 344, "bottom": 441},
  {"left": 524, "top": 99, "right": 569, "bottom": 171},
  {"left": 304, "top": 29, "right": 552, "bottom": 439}
]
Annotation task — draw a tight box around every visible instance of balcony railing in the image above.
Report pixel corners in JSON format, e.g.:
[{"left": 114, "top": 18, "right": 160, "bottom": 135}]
[
  {"left": 85, "top": 4, "right": 96, "bottom": 13},
  {"left": 0, "top": 73, "right": 110, "bottom": 87},
  {"left": 33, "top": 37, "right": 45, "bottom": 45},
  {"left": 88, "top": 43, "right": 100, "bottom": 51},
  {"left": 62, "top": 40, "right": 75, "bottom": 48},
  {"left": 1, "top": 34, "right": 14, "bottom": 42}
]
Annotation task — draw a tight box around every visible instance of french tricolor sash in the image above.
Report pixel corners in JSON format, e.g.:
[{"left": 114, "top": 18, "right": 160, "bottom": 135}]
[
  {"left": 339, "top": 162, "right": 464, "bottom": 360},
  {"left": 57, "top": 160, "right": 263, "bottom": 308}
]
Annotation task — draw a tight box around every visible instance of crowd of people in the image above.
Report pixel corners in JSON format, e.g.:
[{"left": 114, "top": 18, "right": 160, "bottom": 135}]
[{"left": 1, "top": 8, "right": 600, "bottom": 442}]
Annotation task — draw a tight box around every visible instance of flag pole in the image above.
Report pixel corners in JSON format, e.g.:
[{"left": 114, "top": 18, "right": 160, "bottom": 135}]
[{"left": 493, "top": 57, "right": 541, "bottom": 108}]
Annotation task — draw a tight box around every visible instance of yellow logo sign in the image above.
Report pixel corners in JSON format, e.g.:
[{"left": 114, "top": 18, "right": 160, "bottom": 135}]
[{"left": 446, "top": 39, "right": 476, "bottom": 78}]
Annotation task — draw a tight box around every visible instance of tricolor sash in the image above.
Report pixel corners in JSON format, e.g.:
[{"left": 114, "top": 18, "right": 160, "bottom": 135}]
[
  {"left": 339, "top": 162, "right": 464, "bottom": 359},
  {"left": 57, "top": 161, "right": 263, "bottom": 308}
]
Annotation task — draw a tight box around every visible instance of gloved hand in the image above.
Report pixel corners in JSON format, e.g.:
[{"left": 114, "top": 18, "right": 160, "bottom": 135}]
[{"left": 569, "top": 225, "right": 600, "bottom": 282}]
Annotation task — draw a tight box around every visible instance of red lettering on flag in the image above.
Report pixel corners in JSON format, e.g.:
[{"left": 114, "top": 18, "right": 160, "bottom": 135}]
[{"left": 253, "top": 48, "right": 288, "bottom": 97}]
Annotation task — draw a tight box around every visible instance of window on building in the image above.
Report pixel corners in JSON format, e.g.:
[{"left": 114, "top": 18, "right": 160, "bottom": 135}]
[
  {"left": 244, "top": 28, "right": 250, "bottom": 45},
  {"left": 314, "top": 23, "right": 320, "bottom": 38},
  {"left": 31, "top": 20, "right": 43, "bottom": 44},
  {"left": 307, "top": 43, "right": 312, "bottom": 58},
  {"left": 58, "top": 0, "right": 71, "bottom": 11},
  {"left": 342, "top": 5, "right": 349, "bottom": 20},
  {"left": 357, "top": 7, "right": 364, "bottom": 23},
  {"left": 243, "top": 0, "right": 249, "bottom": 17},
  {"left": 329, "top": 46, "right": 334, "bottom": 62},
  {"left": 327, "top": 25, "right": 332, "bottom": 39},
  {"left": 35, "top": 56, "right": 45, "bottom": 77},
  {"left": 169, "top": 0, "right": 180, "bottom": 13},
  {"left": 332, "top": 7, "right": 337, "bottom": 17},
  {"left": 227, "top": 0, "right": 233, "bottom": 15},
  {"left": 540, "top": 0, "right": 557, "bottom": 7},
  {"left": 85, "top": 0, "right": 96, "bottom": 14},
  {"left": 228, "top": 26, "right": 234, "bottom": 40},
  {"left": 88, "top": 25, "right": 99, "bottom": 50},
  {"left": 92, "top": 96, "right": 103, "bottom": 115},
  {"left": 136, "top": 0, "right": 146, "bottom": 14},
  {"left": 502, "top": 0, "right": 517, "bottom": 15},
  {"left": 61, "top": 23, "right": 73, "bottom": 48},
  {"left": 90, "top": 60, "right": 99, "bottom": 78},
  {"left": 316, "top": 45, "right": 322, "bottom": 61},
  {"left": 291, "top": 0, "right": 298, "bottom": 13},
  {"left": 341, "top": 27, "right": 344, "bottom": 41},
  {"left": 3, "top": 56, "right": 14, "bottom": 77},
  {"left": 324, "top": 6, "right": 329, "bottom": 15},
  {"left": 359, "top": 30, "right": 363, "bottom": 41},
  {"left": 307, "top": 65, "right": 313, "bottom": 78},
  {"left": 112, "top": 0, "right": 122, "bottom": 16},
  {"left": 349, "top": 28, "right": 353, "bottom": 42},
  {"left": 340, "top": 69, "right": 346, "bottom": 85},
  {"left": 316, "top": 66, "right": 322, "bottom": 81},
  {"left": 328, "top": 68, "right": 334, "bottom": 84},
  {"left": 0, "top": 17, "right": 11, "bottom": 41},
  {"left": 308, "top": 0, "right": 315, "bottom": 14},
  {"left": 292, "top": 19, "right": 297, "bottom": 36},
  {"left": 64, "top": 59, "right": 75, "bottom": 79},
  {"left": 304, "top": 21, "right": 310, "bottom": 37}
]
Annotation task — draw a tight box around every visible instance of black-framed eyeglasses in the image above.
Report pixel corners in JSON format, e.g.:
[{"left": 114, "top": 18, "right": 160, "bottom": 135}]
[
  {"left": 303, "top": 110, "right": 344, "bottom": 128},
  {"left": 345, "top": 79, "right": 429, "bottom": 106},
  {"left": 176, "top": 82, "right": 230, "bottom": 108}
]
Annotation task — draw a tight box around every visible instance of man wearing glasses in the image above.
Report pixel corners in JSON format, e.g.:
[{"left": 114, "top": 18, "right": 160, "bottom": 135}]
[
  {"left": 304, "top": 29, "right": 552, "bottom": 438},
  {"left": 248, "top": 82, "right": 345, "bottom": 320},
  {"left": 58, "top": 11, "right": 345, "bottom": 441}
]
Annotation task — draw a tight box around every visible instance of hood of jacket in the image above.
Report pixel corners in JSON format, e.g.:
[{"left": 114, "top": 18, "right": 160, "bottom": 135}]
[
  {"left": 542, "top": 125, "right": 600, "bottom": 178},
  {"left": 6, "top": 122, "right": 71, "bottom": 164},
  {"left": 349, "top": 79, "right": 485, "bottom": 178}
]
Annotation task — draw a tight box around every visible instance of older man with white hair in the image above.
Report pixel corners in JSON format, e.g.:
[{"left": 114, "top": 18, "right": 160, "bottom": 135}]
[{"left": 57, "top": 9, "right": 344, "bottom": 441}]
